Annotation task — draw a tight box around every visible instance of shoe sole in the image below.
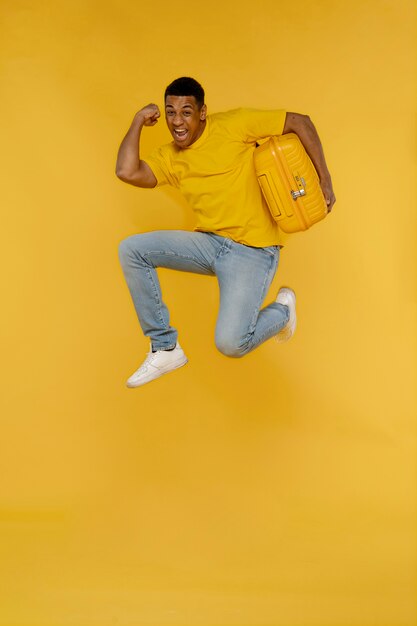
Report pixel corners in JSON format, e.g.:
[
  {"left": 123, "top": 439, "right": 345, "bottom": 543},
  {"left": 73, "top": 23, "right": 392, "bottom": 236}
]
[
  {"left": 276, "top": 289, "right": 296, "bottom": 343},
  {"left": 126, "top": 357, "right": 188, "bottom": 388}
]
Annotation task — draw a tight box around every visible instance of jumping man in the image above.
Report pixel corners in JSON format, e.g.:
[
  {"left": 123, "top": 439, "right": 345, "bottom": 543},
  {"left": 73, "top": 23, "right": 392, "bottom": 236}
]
[{"left": 116, "top": 77, "right": 336, "bottom": 387}]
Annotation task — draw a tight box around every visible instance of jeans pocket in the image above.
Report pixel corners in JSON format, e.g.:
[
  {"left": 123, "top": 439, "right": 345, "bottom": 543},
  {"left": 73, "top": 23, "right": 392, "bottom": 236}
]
[{"left": 262, "top": 245, "right": 278, "bottom": 257}]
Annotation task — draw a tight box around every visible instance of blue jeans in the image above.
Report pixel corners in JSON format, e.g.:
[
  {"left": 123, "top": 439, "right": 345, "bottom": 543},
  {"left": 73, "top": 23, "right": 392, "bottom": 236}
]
[{"left": 118, "top": 230, "right": 289, "bottom": 358}]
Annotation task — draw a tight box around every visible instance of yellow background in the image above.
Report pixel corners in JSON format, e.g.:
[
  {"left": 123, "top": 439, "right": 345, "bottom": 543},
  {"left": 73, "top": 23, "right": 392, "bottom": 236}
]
[{"left": 1, "top": 0, "right": 416, "bottom": 624}]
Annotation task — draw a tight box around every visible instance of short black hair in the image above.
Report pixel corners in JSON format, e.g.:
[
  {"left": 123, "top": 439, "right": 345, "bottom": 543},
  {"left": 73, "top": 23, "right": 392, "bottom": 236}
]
[{"left": 165, "top": 77, "right": 205, "bottom": 108}]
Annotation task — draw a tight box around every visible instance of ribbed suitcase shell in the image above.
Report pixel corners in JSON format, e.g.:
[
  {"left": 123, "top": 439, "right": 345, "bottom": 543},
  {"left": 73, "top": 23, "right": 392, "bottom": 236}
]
[{"left": 254, "top": 133, "right": 328, "bottom": 233}]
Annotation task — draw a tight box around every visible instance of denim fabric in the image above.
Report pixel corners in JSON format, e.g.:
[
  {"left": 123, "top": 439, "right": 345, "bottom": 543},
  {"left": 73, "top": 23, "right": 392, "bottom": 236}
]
[{"left": 118, "top": 230, "right": 289, "bottom": 357}]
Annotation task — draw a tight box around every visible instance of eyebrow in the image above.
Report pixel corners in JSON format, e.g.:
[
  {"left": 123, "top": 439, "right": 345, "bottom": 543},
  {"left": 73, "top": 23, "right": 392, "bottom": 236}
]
[{"left": 165, "top": 104, "right": 194, "bottom": 109}]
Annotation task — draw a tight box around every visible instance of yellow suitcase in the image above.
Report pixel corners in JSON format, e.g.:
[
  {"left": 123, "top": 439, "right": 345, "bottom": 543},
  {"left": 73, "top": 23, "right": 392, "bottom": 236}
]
[{"left": 254, "top": 133, "right": 328, "bottom": 233}]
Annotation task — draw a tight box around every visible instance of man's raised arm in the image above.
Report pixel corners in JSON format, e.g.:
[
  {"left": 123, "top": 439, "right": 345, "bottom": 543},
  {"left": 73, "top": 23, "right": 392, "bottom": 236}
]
[
  {"left": 282, "top": 112, "right": 336, "bottom": 211},
  {"left": 115, "top": 104, "right": 159, "bottom": 188}
]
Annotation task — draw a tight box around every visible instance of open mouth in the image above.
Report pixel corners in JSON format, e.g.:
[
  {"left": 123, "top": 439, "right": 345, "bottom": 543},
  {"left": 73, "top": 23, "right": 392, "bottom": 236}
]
[{"left": 173, "top": 129, "right": 188, "bottom": 141}]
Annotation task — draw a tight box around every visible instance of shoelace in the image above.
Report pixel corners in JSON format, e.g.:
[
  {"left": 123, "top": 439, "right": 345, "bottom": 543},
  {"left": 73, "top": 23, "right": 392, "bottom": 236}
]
[{"left": 137, "top": 351, "right": 158, "bottom": 374}]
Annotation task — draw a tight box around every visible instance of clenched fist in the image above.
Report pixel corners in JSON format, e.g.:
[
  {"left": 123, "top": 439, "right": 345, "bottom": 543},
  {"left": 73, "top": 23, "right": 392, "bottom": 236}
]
[{"left": 135, "top": 103, "right": 161, "bottom": 127}]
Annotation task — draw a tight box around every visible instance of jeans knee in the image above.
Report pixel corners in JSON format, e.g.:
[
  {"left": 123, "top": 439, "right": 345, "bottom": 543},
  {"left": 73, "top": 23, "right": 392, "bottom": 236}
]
[
  {"left": 215, "top": 335, "right": 246, "bottom": 358},
  {"left": 118, "top": 236, "right": 132, "bottom": 264},
  {"left": 118, "top": 235, "right": 144, "bottom": 268}
]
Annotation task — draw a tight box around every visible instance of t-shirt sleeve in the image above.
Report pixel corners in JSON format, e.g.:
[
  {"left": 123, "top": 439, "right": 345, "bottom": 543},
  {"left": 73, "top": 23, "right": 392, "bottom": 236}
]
[
  {"left": 232, "top": 108, "right": 287, "bottom": 144},
  {"left": 142, "top": 145, "right": 178, "bottom": 188}
]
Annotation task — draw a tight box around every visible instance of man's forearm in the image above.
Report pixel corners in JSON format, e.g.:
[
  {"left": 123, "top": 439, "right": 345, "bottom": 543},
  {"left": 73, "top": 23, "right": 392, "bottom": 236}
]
[
  {"left": 283, "top": 112, "right": 336, "bottom": 210},
  {"left": 116, "top": 104, "right": 159, "bottom": 188},
  {"left": 116, "top": 114, "right": 144, "bottom": 179},
  {"left": 297, "top": 119, "right": 330, "bottom": 181}
]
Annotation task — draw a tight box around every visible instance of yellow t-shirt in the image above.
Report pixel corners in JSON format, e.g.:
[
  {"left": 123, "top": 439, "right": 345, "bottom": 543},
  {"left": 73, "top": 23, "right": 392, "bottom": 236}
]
[{"left": 144, "top": 107, "right": 287, "bottom": 247}]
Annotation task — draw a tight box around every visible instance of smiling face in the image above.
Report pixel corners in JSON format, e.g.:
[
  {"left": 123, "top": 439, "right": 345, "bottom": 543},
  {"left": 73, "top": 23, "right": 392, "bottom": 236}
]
[{"left": 165, "top": 95, "right": 207, "bottom": 149}]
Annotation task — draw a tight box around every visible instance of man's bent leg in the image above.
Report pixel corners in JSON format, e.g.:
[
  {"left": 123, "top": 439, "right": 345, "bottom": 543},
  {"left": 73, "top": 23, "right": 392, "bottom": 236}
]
[
  {"left": 214, "top": 239, "right": 290, "bottom": 357},
  {"left": 118, "top": 230, "right": 217, "bottom": 350}
]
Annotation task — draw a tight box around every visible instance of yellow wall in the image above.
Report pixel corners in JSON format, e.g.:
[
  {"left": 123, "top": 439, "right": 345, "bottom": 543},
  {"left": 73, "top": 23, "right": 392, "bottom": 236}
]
[{"left": 1, "top": 0, "right": 416, "bottom": 624}]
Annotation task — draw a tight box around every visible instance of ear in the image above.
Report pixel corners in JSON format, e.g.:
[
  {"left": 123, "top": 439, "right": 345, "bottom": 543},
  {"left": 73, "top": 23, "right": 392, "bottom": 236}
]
[{"left": 200, "top": 104, "right": 207, "bottom": 121}]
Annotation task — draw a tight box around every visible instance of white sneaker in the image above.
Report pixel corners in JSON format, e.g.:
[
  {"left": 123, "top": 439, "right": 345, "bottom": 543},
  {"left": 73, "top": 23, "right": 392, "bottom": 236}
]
[
  {"left": 126, "top": 342, "right": 188, "bottom": 388},
  {"left": 275, "top": 287, "right": 297, "bottom": 343}
]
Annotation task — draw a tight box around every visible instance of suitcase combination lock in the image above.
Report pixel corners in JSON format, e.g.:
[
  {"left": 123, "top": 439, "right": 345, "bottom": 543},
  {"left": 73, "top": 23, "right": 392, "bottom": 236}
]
[{"left": 291, "top": 175, "right": 306, "bottom": 200}]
